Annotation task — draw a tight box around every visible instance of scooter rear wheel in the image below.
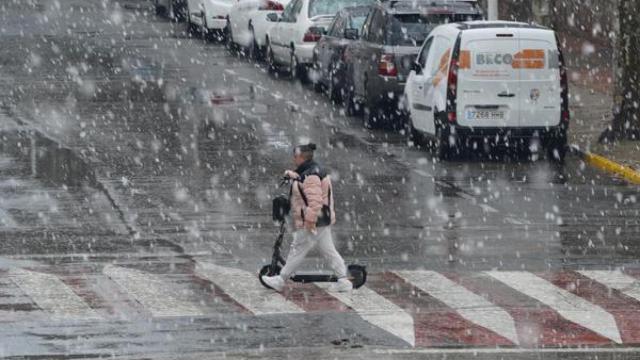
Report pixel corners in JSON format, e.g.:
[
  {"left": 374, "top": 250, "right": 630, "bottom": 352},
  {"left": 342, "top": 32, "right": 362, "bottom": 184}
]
[
  {"left": 259, "top": 264, "right": 282, "bottom": 289},
  {"left": 348, "top": 264, "right": 367, "bottom": 289}
]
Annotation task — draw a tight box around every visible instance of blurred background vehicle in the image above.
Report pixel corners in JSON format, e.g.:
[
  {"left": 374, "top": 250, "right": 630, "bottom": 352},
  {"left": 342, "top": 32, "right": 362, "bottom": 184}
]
[
  {"left": 343, "top": 0, "right": 482, "bottom": 128},
  {"left": 185, "top": 0, "right": 234, "bottom": 39},
  {"left": 265, "top": 0, "right": 374, "bottom": 81},
  {"left": 227, "top": 0, "right": 292, "bottom": 59},
  {"left": 311, "top": 5, "right": 369, "bottom": 101}
]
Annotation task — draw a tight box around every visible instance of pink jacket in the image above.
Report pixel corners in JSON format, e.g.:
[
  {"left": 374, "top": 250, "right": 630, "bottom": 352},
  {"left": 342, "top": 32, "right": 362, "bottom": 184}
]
[{"left": 290, "top": 172, "right": 336, "bottom": 230}]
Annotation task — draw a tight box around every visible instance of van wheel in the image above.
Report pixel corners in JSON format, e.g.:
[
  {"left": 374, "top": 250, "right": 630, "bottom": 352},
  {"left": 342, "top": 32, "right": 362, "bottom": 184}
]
[
  {"left": 546, "top": 133, "right": 567, "bottom": 163},
  {"left": 405, "top": 115, "right": 423, "bottom": 147},
  {"left": 434, "top": 125, "right": 451, "bottom": 160}
]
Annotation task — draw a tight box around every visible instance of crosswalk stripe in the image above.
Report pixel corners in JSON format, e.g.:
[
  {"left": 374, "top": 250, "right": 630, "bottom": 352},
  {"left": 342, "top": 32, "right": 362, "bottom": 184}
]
[
  {"left": 316, "top": 283, "right": 415, "bottom": 347},
  {"left": 486, "top": 271, "right": 622, "bottom": 343},
  {"left": 103, "top": 265, "right": 204, "bottom": 318},
  {"left": 395, "top": 270, "right": 519, "bottom": 345},
  {"left": 9, "top": 269, "right": 100, "bottom": 320},
  {"left": 578, "top": 270, "right": 640, "bottom": 302},
  {"left": 194, "top": 262, "right": 304, "bottom": 315}
]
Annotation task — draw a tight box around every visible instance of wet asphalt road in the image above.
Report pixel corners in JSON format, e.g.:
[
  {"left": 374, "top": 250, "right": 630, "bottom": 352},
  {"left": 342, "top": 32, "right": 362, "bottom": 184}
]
[{"left": 1, "top": 0, "right": 640, "bottom": 358}]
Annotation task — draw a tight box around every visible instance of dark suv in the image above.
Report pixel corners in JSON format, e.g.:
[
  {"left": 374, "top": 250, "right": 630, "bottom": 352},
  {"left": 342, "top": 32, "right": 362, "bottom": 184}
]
[{"left": 343, "top": 0, "right": 482, "bottom": 128}]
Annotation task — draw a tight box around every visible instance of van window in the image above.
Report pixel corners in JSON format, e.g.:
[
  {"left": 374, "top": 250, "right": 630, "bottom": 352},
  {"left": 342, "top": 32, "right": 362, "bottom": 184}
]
[
  {"left": 416, "top": 37, "right": 433, "bottom": 74},
  {"left": 387, "top": 13, "right": 479, "bottom": 46}
]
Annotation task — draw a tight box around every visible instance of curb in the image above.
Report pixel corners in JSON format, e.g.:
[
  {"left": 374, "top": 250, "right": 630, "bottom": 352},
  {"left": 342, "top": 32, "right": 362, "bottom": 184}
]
[{"left": 570, "top": 145, "right": 640, "bottom": 185}]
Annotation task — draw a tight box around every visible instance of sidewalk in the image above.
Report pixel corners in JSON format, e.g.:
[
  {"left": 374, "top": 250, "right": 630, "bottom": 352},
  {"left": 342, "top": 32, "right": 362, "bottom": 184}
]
[{"left": 568, "top": 66, "right": 640, "bottom": 172}]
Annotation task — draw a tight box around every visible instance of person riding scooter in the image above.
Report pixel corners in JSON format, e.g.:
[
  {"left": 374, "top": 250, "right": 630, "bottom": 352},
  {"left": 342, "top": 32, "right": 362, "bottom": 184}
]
[{"left": 261, "top": 143, "right": 353, "bottom": 293}]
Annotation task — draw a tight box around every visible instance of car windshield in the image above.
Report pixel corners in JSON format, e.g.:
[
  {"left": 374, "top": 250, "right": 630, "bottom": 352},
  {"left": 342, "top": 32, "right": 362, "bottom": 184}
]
[
  {"left": 309, "top": 0, "right": 372, "bottom": 18},
  {"left": 387, "top": 13, "right": 480, "bottom": 46}
]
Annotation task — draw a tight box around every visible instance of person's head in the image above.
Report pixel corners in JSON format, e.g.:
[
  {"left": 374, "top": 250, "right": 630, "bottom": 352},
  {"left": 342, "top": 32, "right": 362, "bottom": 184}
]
[{"left": 293, "top": 143, "right": 316, "bottom": 166}]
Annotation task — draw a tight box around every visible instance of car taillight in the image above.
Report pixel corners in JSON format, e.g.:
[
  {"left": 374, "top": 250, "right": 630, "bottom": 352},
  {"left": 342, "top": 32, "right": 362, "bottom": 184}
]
[
  {"left": 377, "top": 54, "right": 397, "bottom": 77},
  {"left": 303, "top": 29, "right": 322, "bottom": 42},
  {"left": 259, "top": 0, "right": 283, "bottom": 11},
  {"left": 446, "top": 35, "right": 461, "bottom": 123}
]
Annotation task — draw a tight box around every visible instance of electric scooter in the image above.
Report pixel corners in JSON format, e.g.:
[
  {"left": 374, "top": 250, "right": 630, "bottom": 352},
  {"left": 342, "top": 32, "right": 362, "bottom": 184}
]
[{"left": 258, "top": 178, "right": 367, "bottom": 289}]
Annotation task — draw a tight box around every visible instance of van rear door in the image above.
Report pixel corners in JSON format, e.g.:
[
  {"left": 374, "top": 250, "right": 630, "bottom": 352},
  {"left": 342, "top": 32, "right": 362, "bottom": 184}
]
[
  {"left": 517, "top": 29, "right": 562, "bottom": 127},
  {"left": 456, "top": 28, "right": 520, "bottom": 128}
]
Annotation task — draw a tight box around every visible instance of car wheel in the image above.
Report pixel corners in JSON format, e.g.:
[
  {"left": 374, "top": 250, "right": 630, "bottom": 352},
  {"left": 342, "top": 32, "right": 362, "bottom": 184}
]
[
  {"left": 201, "top": 11, "right": 210, "bottom": 39},
  {"left": 246, "top": 26, "right": 257, "bottom": 60},
  {"left": 266, "top": 43, "right": 277, "bottom": 74},
  {"left": 362, "top": 79, "right": 382, "bottom": 129},
  {"left": 327, "top": 64, "right": 343, "bottom": 103},
  {"left": 289, "top": 50, "right": 299, "bottom": 80},
  {"left": 155, "top": 0, "right": 166, "bottom": 16},
  {"left": 345, "top": 85, "right": 360, "bottom": 116},
  {"left": 186, "top": 6, "right": 196, "bottom": 34},
  {"left": 224, "top": 20, "right": 235, "bottom": 52},
  {"left": 311, "top": 56, "right": 323, "bottom": 92}
]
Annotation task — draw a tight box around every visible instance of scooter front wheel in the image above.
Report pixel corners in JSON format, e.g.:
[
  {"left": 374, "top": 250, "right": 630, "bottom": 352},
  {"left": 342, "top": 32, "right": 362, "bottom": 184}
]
[
  {"left": 348, "top": 264, "right": 367, "bottom": 289},
  {"left": 259, "top": 264, "right": 282, "bottom": 289}
]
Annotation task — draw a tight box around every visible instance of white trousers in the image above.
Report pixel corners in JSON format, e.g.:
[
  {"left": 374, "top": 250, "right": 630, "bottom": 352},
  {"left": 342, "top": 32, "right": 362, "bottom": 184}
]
[{"left": 279, "top": 226, "right": 347, "bottom": 280}]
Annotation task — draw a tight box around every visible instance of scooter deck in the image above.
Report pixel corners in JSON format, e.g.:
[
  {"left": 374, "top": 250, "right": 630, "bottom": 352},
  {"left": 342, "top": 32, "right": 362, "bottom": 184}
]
[{"left": 290, "top": 274, "right": 337, "bottom": 283}]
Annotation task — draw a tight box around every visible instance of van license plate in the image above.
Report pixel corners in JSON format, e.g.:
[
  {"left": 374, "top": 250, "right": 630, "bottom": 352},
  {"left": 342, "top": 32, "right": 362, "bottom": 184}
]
[{"left": 466, "top": 110, "right": 505, "bottom": 121}]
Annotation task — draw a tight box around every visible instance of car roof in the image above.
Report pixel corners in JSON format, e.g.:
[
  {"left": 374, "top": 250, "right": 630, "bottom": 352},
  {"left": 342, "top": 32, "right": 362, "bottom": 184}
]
[
  {"left": 379, "top": 0, "right": 482, "bottom": 14},
  {"left": 457, "top": 20, "right": 548, "bottom": 30}
]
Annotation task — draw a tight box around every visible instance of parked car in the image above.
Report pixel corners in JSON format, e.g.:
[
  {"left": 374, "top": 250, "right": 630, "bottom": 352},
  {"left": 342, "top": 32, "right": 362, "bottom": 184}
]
[
  {"left": 404, "top": 21, "right": 569, "bottom": 161},
  {"left": 155, "top": 0, "right": 188, "bottom": 21},
  {"left": 227, "top": 0, "right": 292, "bottom": 59},
  {"left": 311, "top": 5, "right": 369, "bottom": 101},
  {"left": 185, "top": 0, "right": 233, "bottom": 38},
  {"left": 343, "top": 0, "right": 482, "bottom": 128},
  {"left": 265, "top": 0, "right": 373, "bottom": 80}
]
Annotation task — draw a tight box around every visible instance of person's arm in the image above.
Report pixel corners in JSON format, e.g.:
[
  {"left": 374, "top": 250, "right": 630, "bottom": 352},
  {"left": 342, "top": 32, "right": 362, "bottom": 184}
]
[{"left": 302, "top": 175, "right": 323, "bottom": 232}]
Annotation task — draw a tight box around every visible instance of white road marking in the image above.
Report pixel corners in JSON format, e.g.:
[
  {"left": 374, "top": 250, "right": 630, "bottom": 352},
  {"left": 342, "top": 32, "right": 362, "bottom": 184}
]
[
  {"left": 396, "top": 270, "right": 519, "bottom": 345},
  {"left": 579, "top": 270, "right": 640, "bottom": 302},
  {"left": 486, "top": 271, "right": 622, "bottom": 343},
  {"left": 317, "top": 284, "right": 415, "bottom": 347},
  {"left": 103, "top": 265, "right": 203, "bottom": 318},
  {"left": 9, "top": 268, "right": 100, "bottom": 320},
  {"left": 195, "top": 261, "right": 304, "bottom": 315},
  {"left": 375, "top": 347, "right": 640, "bottom": 355}
]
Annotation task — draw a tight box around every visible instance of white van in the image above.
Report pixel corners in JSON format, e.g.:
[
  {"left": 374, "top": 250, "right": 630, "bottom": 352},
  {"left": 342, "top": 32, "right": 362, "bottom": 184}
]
[{"left": 404, "top": 21, "right": 569, "bottom": 161}]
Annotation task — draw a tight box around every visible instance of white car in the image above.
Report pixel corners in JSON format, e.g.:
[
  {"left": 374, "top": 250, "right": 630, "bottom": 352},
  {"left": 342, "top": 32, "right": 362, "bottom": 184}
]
[
  {"left": 404, "top": 21, "right": 569, "bottom": 161},
  {"left": 266, "top": 0, "right": 372, "bottom": 79},
  {"left": 227, "top": 0, "right": 291, "bottom": 57},
  {"left": 185, "top": 0, "right": 233, "bottom": 36}
]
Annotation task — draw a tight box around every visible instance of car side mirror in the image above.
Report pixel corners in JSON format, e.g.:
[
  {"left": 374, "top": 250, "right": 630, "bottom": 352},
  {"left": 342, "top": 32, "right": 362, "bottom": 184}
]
[
  {"left": 412, "top": 61, "right": 422, "bottom": 74},
  {"left": 344, "top": 28, "right": 358, "bottom": 40},
  {"left": 266, "top": 13, "right": 279, "bottom": 22}
]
